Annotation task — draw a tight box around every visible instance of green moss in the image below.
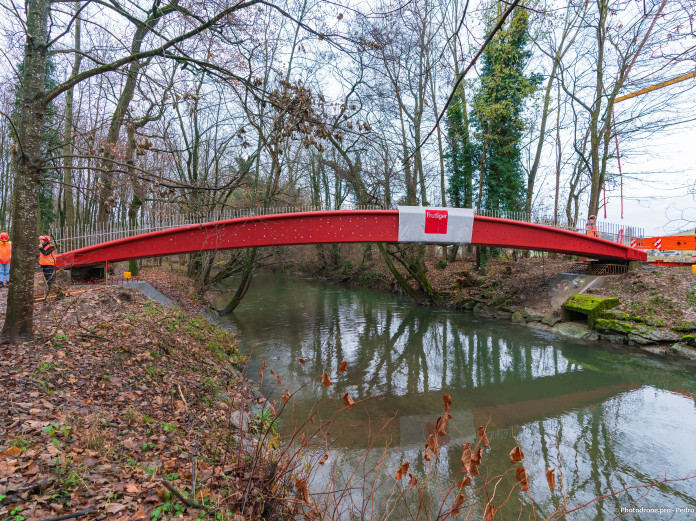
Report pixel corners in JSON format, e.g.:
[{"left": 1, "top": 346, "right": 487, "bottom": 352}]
[
  {"left": 594, "top": 319, "right": 634, "bottom": 333},
  {"left": 564, "top": 294, "right": 620, "bottom": 311},
  {"left": 629, "top": 315, "right": 666, "bottom": 327},
  {"left": 488, "top": 296, "right": 506, "bottom": 308},
  {"left": 511, "top": 312, "right": 525, "bottom": 323},
  {"left": 681, "top": 335, "right": 696, "bottom": 347},
  {"left": 672, "top": 322, "right": 696, "bottom": 332},
  {"left": 562, "top": 295, "right": 620, "bottom": 328},
  {"left": 600, "top": 310, "right": 628, "bottom": 320}
]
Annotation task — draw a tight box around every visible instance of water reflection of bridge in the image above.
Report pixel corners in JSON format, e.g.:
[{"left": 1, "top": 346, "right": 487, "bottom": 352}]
[
  {"left": 230, "top": 280, "right": 641, "bottom": 442},
  {"left": 283, "top": 370, "right": 635, "bottom": 449},
  {"left": 227, "top": 275, "right": 696, "bottom": 518}
]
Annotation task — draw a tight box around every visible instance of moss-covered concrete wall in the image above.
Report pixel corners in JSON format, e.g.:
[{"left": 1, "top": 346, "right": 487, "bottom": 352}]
[{"left": 561, "top": 295, "right": 619, "bottom": 328}]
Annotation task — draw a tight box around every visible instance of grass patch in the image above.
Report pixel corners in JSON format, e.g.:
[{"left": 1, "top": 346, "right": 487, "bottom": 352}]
[
  {"left": 144, "top": 365, "right": 164, "bottom": 381},
  {"left": 38, "top": 362, "right": 54, "bottom": 373},
  {"left": 52, "top": 333, "right": 68, "bottom": 347},
  {"left": 161, "top": 422, "right": 179, "bottom": 434},
  {"left": 54, "top": 456, "right": 87, "bottom": 491},
  {"left": 250, "top": 408, "right": 279, "bottom": 436},
  {"left": 686, "top": 283, "right": 696, "bottom": 308}
]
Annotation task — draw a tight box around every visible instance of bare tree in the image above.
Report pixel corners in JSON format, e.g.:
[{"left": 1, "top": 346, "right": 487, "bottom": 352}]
[{"left": 1, "top": 0, "right": 268, "bottom": 343}]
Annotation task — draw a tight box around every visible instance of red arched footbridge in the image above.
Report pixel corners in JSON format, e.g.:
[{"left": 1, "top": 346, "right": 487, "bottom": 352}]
[{"left": 55, "top": 208, "right": 646, "bottom": 269}]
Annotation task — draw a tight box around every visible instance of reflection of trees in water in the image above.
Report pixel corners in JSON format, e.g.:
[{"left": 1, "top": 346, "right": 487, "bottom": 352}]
[
  {"left": 231, "top": 276, "right": 594, "bottom": 401},
  {"left": 275, "top": 293, "right": 635, "bottom": 432},
  {"left": 311, "top": 392, "right": 696, "bottom": 520},
  {"left": 227, "top": 276, "right": 696, "bottom": 517},
  {"left": 515, "top": 392, "right": 696, "bottom": 518},
  {"left": 231, "top": 278, "right": 678, "bottom": 426},
  {"left": 342, "top": 308, "right": 584, "bottom": 399},
  {"left": 229, "top": 275, "right": 696, "bottom": 398},
  {"left": 233, "top": 277, "right": 602, "bottom": 409}
]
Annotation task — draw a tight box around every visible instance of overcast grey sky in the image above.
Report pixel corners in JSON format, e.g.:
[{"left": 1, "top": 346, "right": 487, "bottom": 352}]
[{"left": 601, "top": 117, "right": 696, "bottom": 237}]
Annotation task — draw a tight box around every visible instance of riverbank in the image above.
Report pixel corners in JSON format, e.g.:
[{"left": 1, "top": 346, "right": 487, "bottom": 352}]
[
  {"left": 0, "top": 284, "right": 290, "bottom": 520},
  {"left": 261, "top": 245, "right": 696, "bottom": 361}
]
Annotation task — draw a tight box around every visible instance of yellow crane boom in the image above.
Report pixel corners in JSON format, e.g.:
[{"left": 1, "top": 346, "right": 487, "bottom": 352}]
[{"left": 615, "top": 70, "right": 696, "bottom": 103}]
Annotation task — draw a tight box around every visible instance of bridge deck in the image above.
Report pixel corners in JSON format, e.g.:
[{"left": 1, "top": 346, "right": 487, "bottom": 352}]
[{"left": 55, "top": 210, "right": 646, "bottom": 269}]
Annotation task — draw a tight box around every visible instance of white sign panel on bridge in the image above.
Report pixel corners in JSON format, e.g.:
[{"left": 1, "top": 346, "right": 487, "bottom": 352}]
[{"left": 397, "top": 206, "right": 474, "bottom": 244}]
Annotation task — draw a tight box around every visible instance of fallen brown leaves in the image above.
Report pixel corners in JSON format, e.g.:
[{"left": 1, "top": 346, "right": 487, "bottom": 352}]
[
  {"left": 295, "top": 478, "right": 310, "bottom": 505},
  {"left": 0, "top": 286, "right": 273, "bottom": 520}
]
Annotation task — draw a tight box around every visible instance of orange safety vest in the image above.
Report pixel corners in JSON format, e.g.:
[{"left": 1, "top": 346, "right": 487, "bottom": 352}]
[
  {"left": 0, "top": 241, "right": 10, "bottom": 264},
  {"left": 39, "top": 244, "right": 56, "bottom": 266},
  {"left": 586, "top": 220, "right": 598, "bottom": 237}
]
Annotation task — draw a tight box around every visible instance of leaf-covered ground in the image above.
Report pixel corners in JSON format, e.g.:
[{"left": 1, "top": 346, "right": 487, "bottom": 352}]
[
  {"left": 0, "top": 285, "right": 279, "bottom": 521},
  {"left": 425, "top": 256, "right": 696, "bottom": 327}
]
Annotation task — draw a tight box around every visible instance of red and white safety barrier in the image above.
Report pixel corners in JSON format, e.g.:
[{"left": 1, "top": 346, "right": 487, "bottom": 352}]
[{"left": 654, "top": 238, "right": 662, "bottom": 250}]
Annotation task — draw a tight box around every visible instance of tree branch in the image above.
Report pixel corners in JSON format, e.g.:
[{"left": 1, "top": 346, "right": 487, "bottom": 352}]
[{"left": 44, "top": 0, "right": 263, "bottom": 105}]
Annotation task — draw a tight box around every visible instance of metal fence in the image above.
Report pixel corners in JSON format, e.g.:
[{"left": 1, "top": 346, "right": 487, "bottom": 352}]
[
  {"left": 48, "top": 205, "right": 382, "bottom": 252},
  {"left": 474, "top": 208, "right": 644, "bottom": 246},
  {"left": 48, "top": 205, "right": 644, "bottom": 253}
]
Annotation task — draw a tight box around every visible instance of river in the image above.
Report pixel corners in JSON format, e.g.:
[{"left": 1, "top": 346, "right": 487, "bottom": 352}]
[{"left": 215, "top": 273, "right": 696, "bottom": 520}]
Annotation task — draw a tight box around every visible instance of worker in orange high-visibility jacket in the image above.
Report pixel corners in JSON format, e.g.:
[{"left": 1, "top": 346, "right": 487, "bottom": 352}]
[
  {"left": 39, "top": 235, "right": 57, "bottom": 288},
  {"left": 586, "top": 215, "right": 599, "bottom": 238},
  {"left": 0, "top": 232, "right": 10, "bottom": 288}
]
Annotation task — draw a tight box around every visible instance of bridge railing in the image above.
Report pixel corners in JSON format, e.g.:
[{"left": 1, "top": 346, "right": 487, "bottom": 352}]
[
  {"left": 48, "top": 205, "right": 383, "bottom": 253},
  {"left": 474, "top": 209, "right": 644, "bottom": 246},
  {"left": 48, "top": 205, "right": 643, "bottom": 253}
]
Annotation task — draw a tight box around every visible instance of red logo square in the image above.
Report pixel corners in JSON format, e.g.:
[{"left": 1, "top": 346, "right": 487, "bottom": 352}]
[{"left": 424, "top": 210, "right": 448, "bottom": 234}]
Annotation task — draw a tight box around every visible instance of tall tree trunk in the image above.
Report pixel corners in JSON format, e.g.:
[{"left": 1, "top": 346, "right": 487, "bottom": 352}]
[
  {"left": 428, "top": 72, "right": 446, "bottom": 207},
  {"left": 61, "top": 1, "right": 82, "bottom": 228},
  {"left": 125, "top": 125, "right": 143, "bottom": 276},
  {"left": 526, "top": 60, "right": 560, "bottom": 214},
  {"left": 398, "top": 108, "right": 416, "bottom": 205},
  {"left": 1, "top": 0, "right": 50, "bottom": 343},
  {"left": 554, "top": 80, "right": 561, "bottom": 225},
  {"left": 97, "top": 10, "right": 168, "bottom": 222},
  {"left": 587, "top": 0, "right": 607, "bottom": 218}
]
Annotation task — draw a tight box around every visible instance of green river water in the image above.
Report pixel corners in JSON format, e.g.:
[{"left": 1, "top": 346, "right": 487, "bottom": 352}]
[{"left": 215, "top": 273, "right": 696, "bottom": 520}]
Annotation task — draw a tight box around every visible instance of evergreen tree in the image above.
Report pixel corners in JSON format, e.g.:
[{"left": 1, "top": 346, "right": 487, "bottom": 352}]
[
  {"left": 445, "top": 89, "right": 476, "bottom": 209},
  {"left": 13, "top": 57, "right": 61, "bottom": 232},
  {"left": 39, "top": 57, "right": 61, "bottom": 232},
  {"left": 471, "top": 7, "right": 540, "bottom": 213}
]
